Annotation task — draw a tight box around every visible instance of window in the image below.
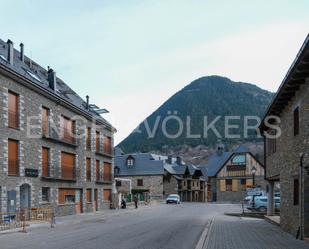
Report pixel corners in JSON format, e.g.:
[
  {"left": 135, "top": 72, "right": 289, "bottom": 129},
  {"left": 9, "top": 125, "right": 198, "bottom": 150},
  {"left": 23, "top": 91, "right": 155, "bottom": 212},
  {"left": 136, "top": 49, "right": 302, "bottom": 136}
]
[
  {"left": 86, "top": 128, "right": 91, "bottom": 150},
  {"left": 126, "top": 157, "right": 134, "bottom": 166},
  {"left": 231, "top": 155, "right": 246, "bottom": 164},
  {"left": 96, "top": 160, "right": 101, "bottom": 181},
  {"left": 294, "top": 178, "right": 299, "bottom": 205},
  {"left": 104, "top": 136, "right": 112, "bottom": 154},
  {"left": 58, "top": 189, "right": 75, "bottom": 204},
  {"left": 61, "top": 116, "right": 75, "bottom": 144},
  {"left": 226, "top": 179, "right": 232, "bottom": 191},
  {"left": 86, "top": 189, "right": 92, "bottom": 203},
  {"left": 42, "top": 147, "right": 50, "bottom": 177},
  {"left": 114, "top": 166, "right": 120, "bottom": 175},
  {"left": 137, "top": 179, "right": 143, "bottom": 186},
  {"left": 104, "top": 162, "right": 112, "bottom": 181},
  {"left": 26, "top": 70, "right": 41, "bottom": 82},
  {"left": 61, "top": 152, "right": 75, "bottom": 180},
  {"left": 294, "top": 107, "right": 299, "bottom": 136},
  {"left": 8, "top": 139, "right": 19, "bottom": 176},
  {"left": 86, "top": 158, "right": 91, "bottom": 181},
  {"left": 240, "top": 179, "right": 246, "bottom": 191},
  {"left": 96, "top": 131, "right": 100, "bottom": 152},
  {"left": 8, "top": 91, "right": 19, "bottom": 129},
  {"left": 42, "top": 187, "right": 50, "bottom": 202},
  {"left": 219, "top": 180, "right": 226, "bottom": 192},
  {"left": 42, "top": 107, "right": 49, "bottom": 137},
  {"left": 232, "top": 179, "right": 238, "bottom": 192},
  {"left": 103, "top": 189, "right": 111, "bottom": 201},
  {"left": 116, "top": 181, "right": 122, "bottom": 187}
]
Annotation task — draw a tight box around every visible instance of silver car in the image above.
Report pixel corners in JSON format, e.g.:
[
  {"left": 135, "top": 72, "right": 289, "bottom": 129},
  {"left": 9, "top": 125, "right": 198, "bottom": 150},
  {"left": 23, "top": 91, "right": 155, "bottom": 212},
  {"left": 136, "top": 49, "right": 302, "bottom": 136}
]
[{"left": 247, "top": 196, "right": 280, "bottom": 212}]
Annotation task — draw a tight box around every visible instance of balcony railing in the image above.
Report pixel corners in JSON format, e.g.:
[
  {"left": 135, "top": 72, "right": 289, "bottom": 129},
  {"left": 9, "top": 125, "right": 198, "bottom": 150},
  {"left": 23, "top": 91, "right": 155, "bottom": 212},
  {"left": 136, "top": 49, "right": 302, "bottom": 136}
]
[
  {"left": 96, "top": 144, "right": 113, "bottom": 157},
  {"left": 8, "top": 110, "right": 19, "bottom": 129},
  {"left": 42, "top": 126, "right": 79, "bottom": 146},
  {"left": 8, "top": 159, "right": 19, "bottom": 176}
]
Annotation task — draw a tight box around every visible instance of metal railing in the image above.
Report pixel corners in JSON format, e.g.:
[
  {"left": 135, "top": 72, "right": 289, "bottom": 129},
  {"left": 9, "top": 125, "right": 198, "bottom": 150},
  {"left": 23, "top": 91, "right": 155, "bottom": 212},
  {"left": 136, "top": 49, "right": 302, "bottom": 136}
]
[
  {"left": 43, "top": 126, "right": 79, "bottom": 146},
  {"left": 0, "top": 208, "right": 54, "bottom": 232}
]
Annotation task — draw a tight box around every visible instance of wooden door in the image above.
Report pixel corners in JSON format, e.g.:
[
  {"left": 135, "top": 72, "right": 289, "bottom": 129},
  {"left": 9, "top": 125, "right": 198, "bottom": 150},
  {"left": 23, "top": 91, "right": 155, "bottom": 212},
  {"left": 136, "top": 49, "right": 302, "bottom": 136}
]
[
  {"left": 42, "top": 147, "right": 49, "bottom": 177},
  {"left": 8, "top": 139, "right": 18, "bottom": 176},
  {"left": 75, "top": 189, "right": 83, "bottom": 214}
]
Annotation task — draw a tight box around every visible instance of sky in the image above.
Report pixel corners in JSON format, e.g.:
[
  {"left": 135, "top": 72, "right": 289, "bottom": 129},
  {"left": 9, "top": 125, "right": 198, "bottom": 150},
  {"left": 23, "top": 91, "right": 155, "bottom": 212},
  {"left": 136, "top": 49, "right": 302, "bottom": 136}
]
[{"left": 1, "top": 0, "right": 309, "bottom": 144}]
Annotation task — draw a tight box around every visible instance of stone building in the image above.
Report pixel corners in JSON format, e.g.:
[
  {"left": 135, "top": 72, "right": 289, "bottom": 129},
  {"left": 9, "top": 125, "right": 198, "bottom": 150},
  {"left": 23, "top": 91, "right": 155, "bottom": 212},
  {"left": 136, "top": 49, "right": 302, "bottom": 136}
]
[
  {"left": 260, "top": 34, "right": 309, "bottom": 239},
  {"left": 0, "top": 38, "right": 116, "bottom": 216},
  {"left": 203, "top": 145, "right": 265, "bottom": 203},
  {"left": 114, "top": 149, "right": 207, "bottom": 203}
]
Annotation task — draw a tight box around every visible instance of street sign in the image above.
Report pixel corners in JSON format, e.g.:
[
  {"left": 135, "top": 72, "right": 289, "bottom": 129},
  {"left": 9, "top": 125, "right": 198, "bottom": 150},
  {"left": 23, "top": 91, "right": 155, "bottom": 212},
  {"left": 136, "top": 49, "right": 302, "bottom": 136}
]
[{"left": 246, "top": 188, "right": 261, "bottom": 196}]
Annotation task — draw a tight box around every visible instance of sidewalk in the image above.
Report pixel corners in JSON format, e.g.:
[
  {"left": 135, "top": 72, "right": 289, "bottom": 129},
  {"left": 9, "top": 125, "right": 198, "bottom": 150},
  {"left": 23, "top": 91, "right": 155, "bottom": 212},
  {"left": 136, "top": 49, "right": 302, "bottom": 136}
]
[{"left": 203, "top": 215, "right": 309, "bottom": 249}]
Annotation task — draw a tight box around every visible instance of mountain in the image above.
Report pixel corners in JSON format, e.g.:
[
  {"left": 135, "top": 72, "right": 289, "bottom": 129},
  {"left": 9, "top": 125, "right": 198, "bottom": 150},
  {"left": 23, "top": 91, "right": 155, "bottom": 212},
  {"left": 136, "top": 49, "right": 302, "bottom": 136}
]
[{"left": 118, "top": 76, "right": 274, "bottom": 153}]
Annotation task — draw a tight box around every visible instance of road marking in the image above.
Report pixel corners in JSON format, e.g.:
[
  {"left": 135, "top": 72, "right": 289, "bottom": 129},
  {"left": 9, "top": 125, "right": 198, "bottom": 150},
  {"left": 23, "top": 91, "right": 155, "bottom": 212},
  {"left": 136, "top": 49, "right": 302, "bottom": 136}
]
[{"left": 195, "top": 217, "right": 214, "bottom": 249}]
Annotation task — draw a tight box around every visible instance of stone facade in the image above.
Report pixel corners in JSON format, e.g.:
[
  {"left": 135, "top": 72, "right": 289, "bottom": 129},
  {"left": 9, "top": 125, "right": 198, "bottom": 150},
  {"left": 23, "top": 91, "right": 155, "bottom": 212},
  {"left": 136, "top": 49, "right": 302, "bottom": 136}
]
[{"left": 0, "top": 48, "right": 115, "bottom": 217}]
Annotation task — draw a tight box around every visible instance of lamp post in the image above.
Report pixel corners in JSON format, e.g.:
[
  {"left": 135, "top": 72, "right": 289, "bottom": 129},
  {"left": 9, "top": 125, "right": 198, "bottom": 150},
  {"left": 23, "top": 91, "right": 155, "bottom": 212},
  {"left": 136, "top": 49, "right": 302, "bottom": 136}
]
[{"left": 251, "top": 166, "right": 257, "bottom": 209}]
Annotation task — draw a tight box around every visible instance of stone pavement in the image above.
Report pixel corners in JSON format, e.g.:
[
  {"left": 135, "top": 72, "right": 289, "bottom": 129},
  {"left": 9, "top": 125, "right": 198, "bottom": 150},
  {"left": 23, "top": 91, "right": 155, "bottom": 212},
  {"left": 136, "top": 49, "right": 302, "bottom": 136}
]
[{"left": 204, "top": 215, "right": 309, "bottom": 249}]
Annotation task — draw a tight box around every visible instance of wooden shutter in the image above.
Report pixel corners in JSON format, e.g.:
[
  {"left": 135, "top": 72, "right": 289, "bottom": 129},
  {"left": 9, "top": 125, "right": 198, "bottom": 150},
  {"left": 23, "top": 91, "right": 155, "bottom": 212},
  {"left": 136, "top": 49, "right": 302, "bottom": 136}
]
[
  {"left": 104, "top": 136, "right": 111, "bottom": 154},
  {"left": 8, "top": 91, "right": 19, "bottom": 128},
  {"left": 86, "top": 128, "right": 91, "bottom": 149},
  {"left": 58, "top": 189, "right": 65, "bottom": 204},
  {"left": 87, "top": 189, "right": 92, "bottom": 203},
  {"left": 42, "top": 147, "right": 49, "bottom": 177},
  {"left": 61, "top": 152, "right": 75, "bottom": 179},
  {"left": 104, "top": 162, "right": 111, "bottom": 181},
  {"left": 104, "top": 189, "right": 111, "bottom": 201},
  {"left": 246, "top": 179, "right": 253, "bottom": 188},
  {"left": 219, "top": 180, "right": 226, "bottom": 192},
  {"left": 96, "top": 131, "right": 100, "bottom": 152},
  {"left": 42, "top": 107, "right": 49, "bottom": 136},
  {"left": 86, "top": 158, "right": 91, "bottom": 181},
  {"left": 232, "top": 179, "right": 238, "bottom": 192},
  {"left": 8, "top": 139, "right": 19, "bottom": 176}
]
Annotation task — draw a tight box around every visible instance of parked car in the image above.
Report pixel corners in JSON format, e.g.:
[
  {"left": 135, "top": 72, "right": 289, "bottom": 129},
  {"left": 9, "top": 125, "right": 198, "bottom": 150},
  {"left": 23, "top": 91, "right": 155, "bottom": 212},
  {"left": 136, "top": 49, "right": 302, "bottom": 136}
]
[
  {"left": 166, "top": 194, "right": 180, "bottom": 204},
  {"left": 247, "top": 196, "right": 280, "bottom": 212}
]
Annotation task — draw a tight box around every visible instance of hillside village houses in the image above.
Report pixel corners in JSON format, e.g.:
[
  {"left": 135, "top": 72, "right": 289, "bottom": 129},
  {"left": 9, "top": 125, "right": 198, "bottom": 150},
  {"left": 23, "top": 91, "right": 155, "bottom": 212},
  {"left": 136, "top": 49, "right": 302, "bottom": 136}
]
[
  {"left": 260, "top": 34, "right": 309, "bottom": 239},
  {"left": 204, "top": 145, "right": 266, "bottom": 203},
  {"left": 114, "top": 148, "right": 207, "bottom": 203},
  {"left": 0, "top": 38, "right": 116, "bottom": 216}
]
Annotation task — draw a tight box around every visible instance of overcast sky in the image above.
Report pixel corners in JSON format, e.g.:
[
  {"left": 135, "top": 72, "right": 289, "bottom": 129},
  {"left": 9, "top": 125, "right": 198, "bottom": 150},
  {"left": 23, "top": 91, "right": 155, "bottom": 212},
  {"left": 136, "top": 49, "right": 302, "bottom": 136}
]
[{"left": 1, "top": 0, "right": 309, "bottom": 143}]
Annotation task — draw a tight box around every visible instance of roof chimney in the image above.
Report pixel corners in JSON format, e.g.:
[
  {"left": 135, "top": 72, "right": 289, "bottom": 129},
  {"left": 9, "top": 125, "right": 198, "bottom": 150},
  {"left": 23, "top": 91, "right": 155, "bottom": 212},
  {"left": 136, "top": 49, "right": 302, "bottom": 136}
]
[
  {"left": 7, "top": 40, "right": 14, "bottom": 65},
  {"left": 19, "top": 43, "right": 24, "bottom": 62},
  {"left": 47, "top": 67, "right": 57, "bottom": 92},
  {"left": 86, "top": 95, "right": 89, "bottom": 110},
  {"left": 176, "top": 156, "right": 182, "bottom": 165},
  {"left": 166, "top": 155, "right": 173, "bottom": 164}
]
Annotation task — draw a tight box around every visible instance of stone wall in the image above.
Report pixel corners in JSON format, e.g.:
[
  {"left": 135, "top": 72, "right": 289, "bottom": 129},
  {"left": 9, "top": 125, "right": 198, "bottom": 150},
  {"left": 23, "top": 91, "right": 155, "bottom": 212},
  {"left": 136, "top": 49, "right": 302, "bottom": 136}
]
[{"left": 163, "top": 175, "right": 178, "bottom": 198}]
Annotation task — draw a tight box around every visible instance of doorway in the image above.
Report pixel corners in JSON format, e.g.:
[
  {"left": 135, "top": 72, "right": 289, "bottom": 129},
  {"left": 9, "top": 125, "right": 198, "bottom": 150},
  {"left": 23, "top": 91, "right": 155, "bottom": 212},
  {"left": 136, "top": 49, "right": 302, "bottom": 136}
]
[
  {"left": 20, "top": 184, "right": 31, "bottom": 211},
  {"left": 75, "top": 189, "right": 83, "bottom": 214},
  {"left": 94, "top": 189, "right": 98, "bottom": 212}
]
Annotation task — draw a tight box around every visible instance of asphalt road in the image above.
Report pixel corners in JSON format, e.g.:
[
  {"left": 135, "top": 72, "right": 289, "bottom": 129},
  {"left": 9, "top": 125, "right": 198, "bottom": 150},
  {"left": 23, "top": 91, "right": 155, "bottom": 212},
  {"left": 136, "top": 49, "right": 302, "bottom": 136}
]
[{"left": 0, "top": 203, "right": 239, "bottom": 249}]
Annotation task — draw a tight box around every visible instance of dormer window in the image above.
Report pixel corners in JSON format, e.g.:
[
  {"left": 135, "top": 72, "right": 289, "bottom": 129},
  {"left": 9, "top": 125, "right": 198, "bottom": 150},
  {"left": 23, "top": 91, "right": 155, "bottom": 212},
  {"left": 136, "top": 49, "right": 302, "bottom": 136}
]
[
  {"left": 231, "top": 154, "right": 246, "bottom": 165},
  {"left": 126, "top": 155, "right": 134, "bottom": 166},
  {"left": 114, "top": 166, "right": 120, "bottom": 175}
]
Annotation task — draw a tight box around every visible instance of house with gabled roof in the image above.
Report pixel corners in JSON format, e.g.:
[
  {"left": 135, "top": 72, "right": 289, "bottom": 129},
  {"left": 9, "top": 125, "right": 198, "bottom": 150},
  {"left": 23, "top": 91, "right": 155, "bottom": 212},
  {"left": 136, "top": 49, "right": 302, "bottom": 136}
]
[
  {"left": 114, "top": 149, "right": 207, "bottom": 203},
  {"left": 203, "top": 145, "right": 265, "bottom": 203}
]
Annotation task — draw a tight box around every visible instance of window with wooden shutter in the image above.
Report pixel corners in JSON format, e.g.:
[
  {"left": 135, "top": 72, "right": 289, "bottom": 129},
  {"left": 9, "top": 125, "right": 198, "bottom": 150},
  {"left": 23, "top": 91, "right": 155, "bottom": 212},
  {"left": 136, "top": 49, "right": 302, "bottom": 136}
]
[
  {"left": 104, "top": 136, "right": 112, "bottom": 154},
  {"left": 86, "top": 128, "right": 91, "bottom": 150},
  {"left": 42, "top": 107, "right": 49, "bottom": 136},
  {"left": 8, "top": 91, "right": 19, "bottom": 129},
  {"left": 219, "top": 180, "right": 226, "bottom": 192},
  {"left": 103, "top": 189, "right": 111, "bottom": 201},
  {"left": 86, "top": 189, "right": 92, "bottom": 203},
  {"left": 42, "top": 147, "right": 50, "bottom": 177},
  {"left": 96, "top": 160, "right": 101, "bottom": 181},
  {"left": 226, "top": 179, "right": 232, "bottom": 191},
  {"left": 59, "top": 188, "right": 76, "bottom": 204},
  {"left": 61, "top": 152, "right": 75, "bottom": 180},
  {"left": 96, "top": 131, "right": 100, "bottom": 152},
  {"left": 137, "top": 179, "right": 143, "bottom": 186},
  {"left": 246, "top": 179, "right": 253, "bottom": 188},
  {"left": 61, "top": 116, "right": 75, "bottom": 144},
  {"left": 8, "top": 139, "right": 19, "bottom": 176},
  {"left": 104, "top": 162, "right": 112, "bottom": 181},
  {"left": 232, "top": 179, "right": 238, "bottom": 192},
  {"left": 86, "top": 158, "right": 91, "bottom": 181}
]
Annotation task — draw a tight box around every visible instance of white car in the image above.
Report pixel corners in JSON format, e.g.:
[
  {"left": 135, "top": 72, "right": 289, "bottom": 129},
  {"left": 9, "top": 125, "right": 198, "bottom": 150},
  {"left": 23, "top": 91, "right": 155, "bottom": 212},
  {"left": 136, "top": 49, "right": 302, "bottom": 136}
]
[{"left": 166, "top": 194, "right": 180, "bottom": 204}]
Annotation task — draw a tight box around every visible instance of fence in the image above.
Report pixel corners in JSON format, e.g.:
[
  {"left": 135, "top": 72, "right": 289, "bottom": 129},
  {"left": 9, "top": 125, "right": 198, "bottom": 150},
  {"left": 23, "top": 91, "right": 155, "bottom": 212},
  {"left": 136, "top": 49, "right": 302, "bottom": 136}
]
[{"left": 0, "top": 208, "right": 54, "bottom": 232}]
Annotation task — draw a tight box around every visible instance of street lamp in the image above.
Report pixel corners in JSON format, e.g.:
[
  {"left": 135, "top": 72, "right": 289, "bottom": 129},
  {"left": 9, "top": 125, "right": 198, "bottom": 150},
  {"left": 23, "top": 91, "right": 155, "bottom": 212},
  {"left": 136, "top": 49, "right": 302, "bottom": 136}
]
[{"left": 251, "top": 166, "right": 257, "bottom": 209}]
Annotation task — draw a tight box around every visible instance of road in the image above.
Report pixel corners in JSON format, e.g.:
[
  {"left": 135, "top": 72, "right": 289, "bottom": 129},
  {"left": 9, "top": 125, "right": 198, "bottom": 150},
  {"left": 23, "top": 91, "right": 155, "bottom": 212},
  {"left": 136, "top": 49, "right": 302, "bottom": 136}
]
[{"left": 0, "top": 203, "right": 238, "bottom": 249}]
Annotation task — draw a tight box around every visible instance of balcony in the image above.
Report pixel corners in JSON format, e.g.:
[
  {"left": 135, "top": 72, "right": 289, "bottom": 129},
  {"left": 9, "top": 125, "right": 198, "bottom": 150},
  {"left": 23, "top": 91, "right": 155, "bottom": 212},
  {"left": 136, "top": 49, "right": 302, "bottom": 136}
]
[
  {"left": 8, "top": 110, "right": 19, "bottom": 129},
  {"left": 96, "top": 172, "right": 104, "bottom": 184},
  {"left": 42, "top": 125, "right": 79, "bottom": 147},
  {"left": 8, "top": 159, "right": 19, "bottom": 176},
  {"left": 103, "top": 173, "right": 112, "bottom": 183},
  {"left": 95, "top": 145, "right": 113, "bottom": 158}
]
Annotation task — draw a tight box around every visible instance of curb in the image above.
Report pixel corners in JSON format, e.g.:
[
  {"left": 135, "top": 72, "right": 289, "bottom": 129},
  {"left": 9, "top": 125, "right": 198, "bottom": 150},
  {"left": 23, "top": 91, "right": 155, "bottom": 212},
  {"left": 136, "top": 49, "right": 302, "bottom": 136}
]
[{"left": 195, "top": 217, "right": 214, "bottom": 249}]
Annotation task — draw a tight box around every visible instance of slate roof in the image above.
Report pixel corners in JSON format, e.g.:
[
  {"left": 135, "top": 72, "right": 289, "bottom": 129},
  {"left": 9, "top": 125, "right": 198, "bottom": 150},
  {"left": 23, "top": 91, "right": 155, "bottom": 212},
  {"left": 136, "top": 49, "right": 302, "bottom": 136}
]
[
  {"left": 234, "top": 145, "right": 249, "bottom": 153},
  {"left": 114, "top": 153, "right": 165, "bottom": 176},
  {"left": 0, "top": 39, "right": 114, "bottom": 130},
  {"left": 163, "top": 163, "right": 187, "bottom": 175}
]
